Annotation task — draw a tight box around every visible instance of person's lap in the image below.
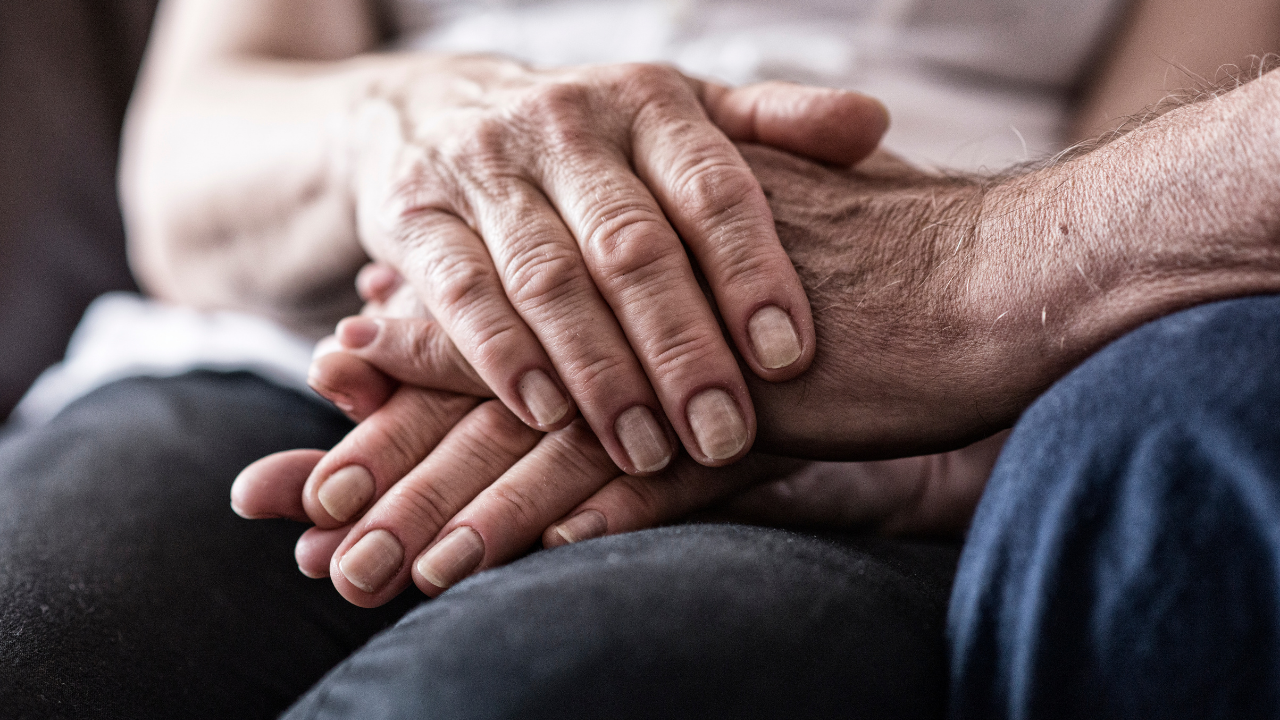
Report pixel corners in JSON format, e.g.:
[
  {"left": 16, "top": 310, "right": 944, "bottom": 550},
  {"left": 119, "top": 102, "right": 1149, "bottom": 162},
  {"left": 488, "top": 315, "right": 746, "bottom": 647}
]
[
  {"left": 0, "top": 372, "right": 420, "bottom": 719},
  {"left": 0, "top": 372, "right": 960, "bottom": 719},
  {"left": 5, "top": 294, "right": 1280, "bottom": 719},
  {"left": 950, "top": 293, "right": 1280, "bottom": 719},
  {"left": 282, "top": 525, "right": 959, "bottom": 720}
]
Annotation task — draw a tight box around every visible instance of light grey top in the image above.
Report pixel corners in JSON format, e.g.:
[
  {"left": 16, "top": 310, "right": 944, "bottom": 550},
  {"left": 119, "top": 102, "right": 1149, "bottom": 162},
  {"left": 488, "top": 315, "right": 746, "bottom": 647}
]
[{"left": 384, "top": 0, "right": 1126, "bottom": 169}]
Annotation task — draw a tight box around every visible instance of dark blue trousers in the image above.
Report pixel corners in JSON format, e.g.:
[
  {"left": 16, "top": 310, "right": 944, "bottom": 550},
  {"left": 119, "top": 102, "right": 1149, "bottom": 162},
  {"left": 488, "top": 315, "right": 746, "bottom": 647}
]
[{"left": 950, "top": 295, "right": 1280, "bottom": 719}]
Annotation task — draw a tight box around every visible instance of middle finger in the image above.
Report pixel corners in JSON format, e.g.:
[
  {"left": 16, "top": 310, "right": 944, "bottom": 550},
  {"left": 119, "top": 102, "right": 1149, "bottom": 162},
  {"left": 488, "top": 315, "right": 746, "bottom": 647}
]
[{"left": 465, "top": 177, "right": 682, "bottom": 474}]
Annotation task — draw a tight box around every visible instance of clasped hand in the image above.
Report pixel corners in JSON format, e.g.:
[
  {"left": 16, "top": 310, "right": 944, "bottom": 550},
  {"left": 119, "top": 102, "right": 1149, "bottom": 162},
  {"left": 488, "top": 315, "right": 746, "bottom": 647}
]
[
  {"left": 232, "top": 141, "right": 1023, "bottom": 608},
  {"left": 348, "top": 55, "right": 887, "bottom": 473}
]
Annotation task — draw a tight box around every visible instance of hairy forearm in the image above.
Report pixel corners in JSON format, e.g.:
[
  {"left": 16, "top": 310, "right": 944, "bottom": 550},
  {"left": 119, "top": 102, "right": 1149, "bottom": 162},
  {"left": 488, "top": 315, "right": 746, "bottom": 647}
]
[
  {"left": 978, "top": 68, "right": 1280, "bottom": 386},
  {"left": 738, "top": 70, "right": 1280, "bottom": 460}
]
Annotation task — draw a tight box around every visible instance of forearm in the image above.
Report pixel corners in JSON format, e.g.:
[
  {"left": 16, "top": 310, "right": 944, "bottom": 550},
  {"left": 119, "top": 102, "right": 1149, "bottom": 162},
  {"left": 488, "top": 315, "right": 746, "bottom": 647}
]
[
  {"left": 737, "top": 70, "right": 1280, "bottom": 459},
  {"left": 979, "top": 68, "right": 1280, "bottom": 387},
  {"left": 120, "top": 0, "right": 380, "bottom": 336}
]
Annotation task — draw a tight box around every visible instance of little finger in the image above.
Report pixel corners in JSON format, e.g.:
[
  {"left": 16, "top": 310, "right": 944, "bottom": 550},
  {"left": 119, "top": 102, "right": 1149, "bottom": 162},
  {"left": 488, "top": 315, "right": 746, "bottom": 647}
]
[
  {"left": 231, "top": 449, "right": 325, "bottom": 521},
  {"left": 386, "top": 212, "right": 576, "bottom": 432}
]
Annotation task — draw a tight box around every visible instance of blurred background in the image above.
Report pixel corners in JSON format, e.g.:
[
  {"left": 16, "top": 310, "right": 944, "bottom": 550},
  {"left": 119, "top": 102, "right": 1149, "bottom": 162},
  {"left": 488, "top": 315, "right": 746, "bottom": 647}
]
[{"left": 0, "top": 1, "right": 158, "bottom": 420}]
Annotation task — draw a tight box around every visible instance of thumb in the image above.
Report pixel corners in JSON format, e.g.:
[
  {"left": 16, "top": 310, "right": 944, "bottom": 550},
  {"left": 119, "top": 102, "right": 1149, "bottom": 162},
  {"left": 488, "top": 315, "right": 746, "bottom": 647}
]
[{"left": 700, "top": 80, "right": 890, "bottom": 166}]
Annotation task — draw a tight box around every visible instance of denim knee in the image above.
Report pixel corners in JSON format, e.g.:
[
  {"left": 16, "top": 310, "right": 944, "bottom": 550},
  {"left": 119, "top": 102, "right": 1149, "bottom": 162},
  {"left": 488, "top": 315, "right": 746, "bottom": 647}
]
[{"left": 948, "top": 295, "right": 1280, "bottom": 719}]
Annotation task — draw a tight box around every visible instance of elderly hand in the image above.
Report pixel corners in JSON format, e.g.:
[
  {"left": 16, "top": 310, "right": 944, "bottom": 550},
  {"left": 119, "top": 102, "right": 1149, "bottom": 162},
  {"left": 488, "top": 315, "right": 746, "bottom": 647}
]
[
  {"left": 237, "top": 274, "right": 824, "bottom": 605},
  {"left": 233, "top": 309, "right": 999, "bottom": 607},
  {"left": 346, "top": 55, "right": 888, "bottom": 473},
  {"left": 233, "top": 131, "right": 1039, "bottom": 606}
]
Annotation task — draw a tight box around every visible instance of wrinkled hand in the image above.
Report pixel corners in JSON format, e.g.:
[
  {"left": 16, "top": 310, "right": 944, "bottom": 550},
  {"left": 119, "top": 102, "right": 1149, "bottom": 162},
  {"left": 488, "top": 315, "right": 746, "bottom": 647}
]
[
  {"left": 233, "top": 328, "right": 998, "bottom": 607},
  {"left": 237, "top": 331, "right": 809, "bottom": 607},
  {"left": 738, "top": 145, "right": 1058, "bottom": 458},
  {"left": 349, "top": 55, "right": 888, "bottom": 473},
  {"left": 330, "top": 146, "right": 1031, "bottom": 460},
  {"left": 233, "top": 217, "right": 1005, "bottom": 610}
]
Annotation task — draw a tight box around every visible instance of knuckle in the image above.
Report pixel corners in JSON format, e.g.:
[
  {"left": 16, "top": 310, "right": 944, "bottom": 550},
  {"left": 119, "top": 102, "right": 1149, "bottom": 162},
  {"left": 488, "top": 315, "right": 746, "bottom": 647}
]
[
  {"left": 380, "top": 164, "right": 452, "bottom": 230},
  {"left": 613, "top": 63, "right": 682, "bottom": 100},
  {"left": 523, "top": 81, "right": 592, "bottom": 121},
  {"left": 516, "top": 82, "right": 594, "bottom": 151},
  {"left": 642, "top": 322, "right": 724, "bottom": 380},
  {"left": 468, "top": 320, "right": 526, "bottom": 373},
  {"left": 407, "top": 321, "right": 483, "bottom": 390},
  {"left": 354, "top": 416, "right": 425, "bottom": 479},
  {"left": 572, "top": 352, "right": 635, "bottom": 397},
  {"left": 437, "top": 119, "right": 525, "bottom": 200},
  {"left": 672, "top": 160, "right": 760, "bottom": 229},
  {"left": 425, "top": 252, "right": 497, "bottom": 313},
  {"left": 707, "top": 235, "right": 781, "bottom": 291},
  {"left": 414, "top": 254, "right": 524, "bottom": 376},
  {"left": 670, "top": 162, "right": 784, "bottom": 287},
  {"left": 482, "top": 483, "right": 544, "bottom": 529},
  {"left": 392, "top": 478, "right": 455, "bottom": 530},
  {"left": 502, "top": 232, "right": 592, "bottom": 311},
  {"left": 407, "top": 320, "right": 449, "bottom": 376},
  {"left": 580, "top": 205, "right": 676, "bottom": 286}
]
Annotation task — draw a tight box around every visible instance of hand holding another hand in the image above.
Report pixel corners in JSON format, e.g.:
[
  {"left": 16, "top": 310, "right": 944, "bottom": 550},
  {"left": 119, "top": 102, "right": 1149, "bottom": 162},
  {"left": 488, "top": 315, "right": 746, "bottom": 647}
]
[
  {"left": 233, "top": 303, "right": 999, "bottom": 608},
  {"left": 351, "top": 55, "right": 888, "bottom": 472},
  {"left": 231, "top": 134, "right": 1038, "bottom": 607}
]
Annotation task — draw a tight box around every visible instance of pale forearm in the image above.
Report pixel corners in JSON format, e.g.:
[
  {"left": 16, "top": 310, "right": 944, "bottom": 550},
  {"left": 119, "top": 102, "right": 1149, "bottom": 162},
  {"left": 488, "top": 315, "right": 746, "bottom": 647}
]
[
  {"left": 1070, "top": 0, "right": 1280, "bottom": 140},
  {"left": 120, "top": 0, "right": 379, "bottom": 336}
]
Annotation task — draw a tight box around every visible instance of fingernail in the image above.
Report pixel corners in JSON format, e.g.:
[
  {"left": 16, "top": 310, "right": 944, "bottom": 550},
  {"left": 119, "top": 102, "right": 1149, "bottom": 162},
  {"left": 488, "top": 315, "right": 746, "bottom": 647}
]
[
  {"left": 748, "top": 306, "right": 802, "bottom": 369},
  {"left": 518, "top": 369, "right": 569, "bottom": 427},
  {"left": 317, "top": 465, "right": 376, "bottom": 523},
  {"left": 338, "top": 529, "right": 403, "bottom": 594},
  {"left": 551, "top": 510, "right": 607, "bottom": 546},
  {"left": 416, "top": 526, "right": 485, "bottom": 590},
  {"left": 687, "top": 388, "right": 748, "bottom": 461},
  {"left": 229, "top": 474, "right": 252, "bottom": 518},
  {"left": 614, "top": 406, "right": 672, "bottom": 473},
  {"left": 336, "top": 316, "right": 380, "bottom": 349}
]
